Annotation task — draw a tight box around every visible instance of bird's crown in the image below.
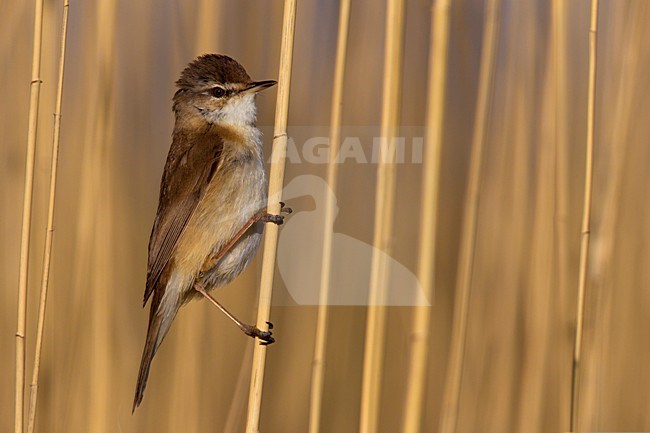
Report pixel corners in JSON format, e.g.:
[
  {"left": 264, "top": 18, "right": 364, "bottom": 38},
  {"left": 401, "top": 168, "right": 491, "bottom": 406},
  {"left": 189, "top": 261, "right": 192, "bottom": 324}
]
[{"left": 176, "top": 54, "right": 252, "bottom": 88}]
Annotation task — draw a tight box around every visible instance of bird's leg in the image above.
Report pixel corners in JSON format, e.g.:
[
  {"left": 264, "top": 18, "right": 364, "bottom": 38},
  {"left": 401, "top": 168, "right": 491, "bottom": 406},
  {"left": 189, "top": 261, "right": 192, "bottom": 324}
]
[
  {"left": 193, "top": 204, "right": 291, "bottom": 344},
  {"left": 194, "top": 282, "right": 275, "bottom": 345},
  {"left": 199, "top": 204, "right": 292, "bottom": 274}
]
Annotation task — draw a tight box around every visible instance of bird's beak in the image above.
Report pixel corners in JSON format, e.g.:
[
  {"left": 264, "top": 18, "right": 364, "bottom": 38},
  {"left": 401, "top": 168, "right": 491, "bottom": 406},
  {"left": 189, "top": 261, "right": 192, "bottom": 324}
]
[{"left": 242, "top": 80, "right": 277, "bottom": 95}]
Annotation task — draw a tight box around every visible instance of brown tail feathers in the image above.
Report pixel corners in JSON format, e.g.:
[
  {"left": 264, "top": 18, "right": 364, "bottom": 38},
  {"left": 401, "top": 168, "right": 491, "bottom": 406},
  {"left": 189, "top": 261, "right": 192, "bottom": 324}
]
[{"left": 132, "top": 309, "right": 175, "bottom": 412}]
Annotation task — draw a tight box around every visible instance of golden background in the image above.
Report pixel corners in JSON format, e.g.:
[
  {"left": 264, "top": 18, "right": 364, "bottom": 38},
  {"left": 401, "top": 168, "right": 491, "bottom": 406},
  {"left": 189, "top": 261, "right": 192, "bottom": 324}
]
[{"left": 1, "top": 0, "right": 649, "bottom": 432}]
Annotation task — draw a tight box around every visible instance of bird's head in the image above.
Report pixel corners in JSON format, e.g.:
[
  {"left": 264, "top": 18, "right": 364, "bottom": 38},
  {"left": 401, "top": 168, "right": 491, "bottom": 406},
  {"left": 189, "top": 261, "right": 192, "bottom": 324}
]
[{"left": 173, "top": 54, "right": 276, "bottom": 127}]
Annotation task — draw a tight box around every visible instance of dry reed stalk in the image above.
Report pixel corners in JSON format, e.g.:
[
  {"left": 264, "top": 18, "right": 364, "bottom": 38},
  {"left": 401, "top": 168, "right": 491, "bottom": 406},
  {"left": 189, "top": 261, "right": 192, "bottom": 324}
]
[
  {"left": 86, "top": 1, "right": 117, "bottom": 430},
  {"left": 307, "top": 1, "right": 351, "bottom": 432},
  {"left": 245, "top": 0, "right": 297, "bottom": 431},
  {"left": 15, "top": 0, "right": 45, "bottom": 432},
  {"left": 359, "top": 0, "right": 405, "bottom": 431},
  {"left": 438, "top": 0, "right": 500, "bottom": 432},
  {"left": 66, "top": 73, "right": 100, "bottom": 430},
  {"left": 195, "top": 0, "right": 222, "bottom": 53},
  {"left": 25, "top": 1, "right": 70, "bottom": 432},
  {"left": 570, "top": 1, "right": 599, "bottom": 431},
  {"left": 552, "top": 1, "right": 569, "bottom": 293},
  {"left": 551, "top": 1, "right": 572, "bottom": 427},
  {"left": 516, "top": 4, "right": 556, "bottom": 427},
  {"left": 59, "top": 5, "right": 116, "bottom": 420},
  {"left": 581, "top": 4, "right": 641, "bottom": 428},
  {"left": 401, "top": 0, "right": 450, "bottom": 432}
]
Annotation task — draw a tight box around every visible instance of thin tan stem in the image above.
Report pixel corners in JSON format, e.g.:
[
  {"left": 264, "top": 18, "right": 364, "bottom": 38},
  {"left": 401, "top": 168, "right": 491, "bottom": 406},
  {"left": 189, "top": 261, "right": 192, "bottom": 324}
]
[
  {"left": 401, "top": 0, "right": 450, "bottom": 431},
  {"left": 87, "top": 1, "right": 118, "bottom": 430},
  {"left": 438, "top": 1, "right": 500, "bottom": 432},
  {"left": 359, "top": 0, "right": 406, "bottom": 432},
  {"left": 581, "top": 3, "right": 642, "bottom": 428},
  {"left": 551, "top": 2, "right": 572, "bottom": 428},
  {"left": 16, "top": 0, "right": 45, "bottom": 431},
  {"left": 245, "top": 0, "right": 297, "bottom": 431},
  {"left": 26, "top": 1, "right": 70, "bottom": 432},
  {"left": 570, "top": 1, "right": 599, "bottom": 431},
  {"left": 308, "top": 0, "right": 350, "bottom": 432}
]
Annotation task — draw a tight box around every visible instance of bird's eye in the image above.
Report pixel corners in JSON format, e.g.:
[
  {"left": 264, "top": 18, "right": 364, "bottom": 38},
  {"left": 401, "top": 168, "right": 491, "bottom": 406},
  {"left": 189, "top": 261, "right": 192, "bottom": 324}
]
[{"left": 209, "top": 87, "right": 226, "bottom": 98}]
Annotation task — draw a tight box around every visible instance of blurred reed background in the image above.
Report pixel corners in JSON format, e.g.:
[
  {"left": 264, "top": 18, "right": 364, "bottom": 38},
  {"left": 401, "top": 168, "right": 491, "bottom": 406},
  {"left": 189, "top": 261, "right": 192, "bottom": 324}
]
[{"left": 1, "top": 0, "right": 649, "bottom": 432}]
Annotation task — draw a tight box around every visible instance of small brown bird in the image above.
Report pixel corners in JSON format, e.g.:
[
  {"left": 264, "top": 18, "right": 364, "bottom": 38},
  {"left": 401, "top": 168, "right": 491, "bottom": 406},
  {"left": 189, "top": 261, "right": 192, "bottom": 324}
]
[{"left": 133, "top": 54, "right": 286, "bottom": 411}]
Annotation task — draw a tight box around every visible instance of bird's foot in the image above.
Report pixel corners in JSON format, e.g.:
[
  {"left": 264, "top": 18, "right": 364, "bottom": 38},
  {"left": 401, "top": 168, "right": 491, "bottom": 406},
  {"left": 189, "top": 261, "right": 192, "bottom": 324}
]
[
  {"left": 241, "top": 321, "right": 275, "bottom": 345},
  {"left": 257, "top": 203, "right": 292, "bottom": 226},
  {"left": 256, "top": 202, "right": 291, "bottom": 226},
  {"left": 260, "top": 213, "right": 285, "bottom": 225}
]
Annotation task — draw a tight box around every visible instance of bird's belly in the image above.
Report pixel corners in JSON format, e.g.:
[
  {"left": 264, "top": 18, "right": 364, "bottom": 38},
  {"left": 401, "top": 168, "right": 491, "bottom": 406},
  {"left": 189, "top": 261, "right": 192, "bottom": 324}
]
[
  {"left": 199, "top": 222, "right": 263, "bottom": 289},
  {"left": 171, "top": 159, "right": 266, "bottom": 296}
]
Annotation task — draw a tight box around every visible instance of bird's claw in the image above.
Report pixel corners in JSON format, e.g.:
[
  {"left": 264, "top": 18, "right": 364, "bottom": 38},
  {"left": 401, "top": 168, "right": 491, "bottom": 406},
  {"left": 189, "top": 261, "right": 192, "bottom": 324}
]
[
  {"left": 260, "top": 213, "right": 285, "bottom": 225},
  {"left": 280, "top": 202, "right": 293, "bottom": 214},
  {"left": 259, "top": 337, "right": 275, "bottom": 346},
  {"left": 257, "top": 329, "right": 275, "bottom": 345},
  {"left": 258, "top": 204, "right": 292, "bottom": 226},
  {"left": 242, "top": 323, "right": 275, "bottom": 345}
]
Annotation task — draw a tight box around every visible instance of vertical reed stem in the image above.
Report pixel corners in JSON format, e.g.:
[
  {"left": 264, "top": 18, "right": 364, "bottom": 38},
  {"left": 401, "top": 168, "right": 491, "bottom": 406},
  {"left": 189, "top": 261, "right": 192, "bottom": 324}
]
[
  {"left": 308, "top": 0, "right": 351, "bottom": 432},
  {"left": 245, "top": 1, "right": 297, "bottom": 432},
  {"left": 570, "top": 1, "right": 599, "bottom": 431},
  {"left": 359, "top": 0, "right": 405, "bottom": 431},
  {"left": 402, "top": 0, "right": 450, "bottom": 431},
  {"left": 551, "top": 2, "right": 571, "bottom": 426},
  {"left": 25, "top": 2, "right": 70, "bottom": 432},
  {"left": 438, "top": 1, "right": 500, "bottom": 432},
  {"left": 16, "top": 0, "right": 45, "bottom": 431}
]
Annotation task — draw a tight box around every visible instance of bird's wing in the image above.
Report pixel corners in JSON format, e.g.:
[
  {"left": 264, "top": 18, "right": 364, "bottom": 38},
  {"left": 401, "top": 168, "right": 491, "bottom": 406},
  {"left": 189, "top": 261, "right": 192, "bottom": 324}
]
[{"left": 143, "top": 129, "right": 224, "bottom": 306}]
